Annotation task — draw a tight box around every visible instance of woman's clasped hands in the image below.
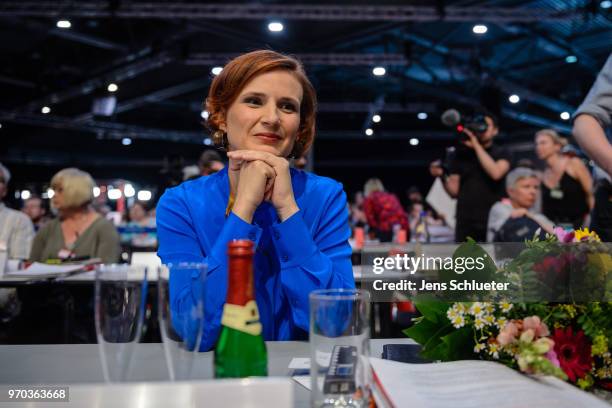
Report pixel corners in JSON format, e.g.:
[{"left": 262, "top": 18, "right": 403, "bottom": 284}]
[{"left": 228, "top": 150, "right": 299, "bottom": 223}]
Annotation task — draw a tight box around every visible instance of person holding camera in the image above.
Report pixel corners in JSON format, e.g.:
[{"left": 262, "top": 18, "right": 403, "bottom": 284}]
[{"left": 430, "top": 112, "right": 511, "bottom": 242}]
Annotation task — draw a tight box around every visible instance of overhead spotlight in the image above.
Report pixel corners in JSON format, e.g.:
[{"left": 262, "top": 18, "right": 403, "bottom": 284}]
[
  {"left": 410, "top": 138, "right": 419, "bottom": 146},
  {"left": 124, "top": 184, "right": 136, "bottom": 198},
  {"left": 47, "top": 188, "right": 55, "bottom": 199},
  {"left": 508, "top": 94, "right": 520, "bottom": 104},
  {"left": 200, "top": 110, "right": 209, "bottom": 120},
  {"left": 21, "top": 190, "right": 31, "bottom": 200},
  {"left": 107, "top": 83, "right": 118, "bottom": 92},
  {"left": 41, "top": 106, "right": 51, "bottom": 114},
  {"left": 93, "top": 187, "right": 100, "bottom": 197},
  {"left": 565, "top": 55, "right": 578, "bottom": 64},
  {"left": 372, "top": 114, "right": 381, "bottom": 123},
  {"left": 268, "top": 22, "right": 284, "bottom": 32},
  {"left": 365, "top": 128, "right": 374, "bottom": 136},
  {"left": 203, "top": 138, "right": 212, "bottom": 145},
  {"left": 56, "top": 19, "right": 71, "bottom": 29},
  {"left": 601, "top": 0, "right": 612, "bottom": 9},
  {"left": 122, "top": 137, "right": 132, "bottom": 146},
  {"left": 108, "top": 188, "right": 122, "bottom": 200},
  {"left": 0, "top": 123, "right": 3, "bottom": 129},
  {"left": 211, "top": 66, "right": 223, "bottom": 76},
  {"left": 372, "top": 67, "right": 386, "bottom": 76},
  {"left": 137, "top": 190, "right": 152, "bottom": 201},
  {"left": 417, "top": 112, "right": 428, "bottom": 120},
  {"left": 560, "top": 112, "right": 571, "bottom": 120},
  {"left": 472, "top": 24, "right": 488, "bottom": 34}
]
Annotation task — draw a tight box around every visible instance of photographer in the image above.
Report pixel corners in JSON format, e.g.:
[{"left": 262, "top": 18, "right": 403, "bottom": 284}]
[{"left": 430, "top": 111, "right": 511, "bottom": 242}]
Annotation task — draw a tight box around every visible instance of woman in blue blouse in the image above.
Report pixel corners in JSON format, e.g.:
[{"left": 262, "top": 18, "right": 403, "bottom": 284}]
[{"left": 156, "top": 50, "right": 355, "bottom": 351}]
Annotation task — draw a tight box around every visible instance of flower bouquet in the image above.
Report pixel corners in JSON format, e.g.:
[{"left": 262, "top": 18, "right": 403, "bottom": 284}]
[{"left": 405, "top": 228, "right": 612, "bottom": 393}]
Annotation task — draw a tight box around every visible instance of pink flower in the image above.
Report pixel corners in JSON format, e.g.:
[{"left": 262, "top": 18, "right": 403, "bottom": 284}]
[
  {"left": 545, "top": 349, "right": 561, "bottom": 368},
  {"left": 523, "top": 316, "right": 550, "bottom": 338},
  {"left": 497, "top": 321, "right": 520, "bottom": 346},
  {"left": 554, "top": 227, "right": 575, "bottom": 243}
]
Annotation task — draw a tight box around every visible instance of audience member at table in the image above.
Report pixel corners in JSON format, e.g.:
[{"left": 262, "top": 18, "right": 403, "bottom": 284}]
[
  {"left": 535, "top": 129, "right": 593, "bottom": 229},
  {"left": 0, "top": 162, "right": 34, "bottom": 260},
  {"left": 22, "top": 195, "right": 49, "bottom": 232},
  {"left": 198, "top": 149, "right": 225, "bottom": 176},
  {"left": 362, "top": 178, "right": 409, "bottom": 242},
  {"left": 120, "top": 201, "right": 157, "bottom": 248},
  {"left": 156, "top": 50, "right": 354, "bottom": 351},
  {"left": 349, "top": 191, "right": 367, "bottom": 229},
  {"left": 30, "top": 168, "right": 120, "bottom": 263},
  {"left": 487, "top": 167, "right": 554, "bottom": 242}
]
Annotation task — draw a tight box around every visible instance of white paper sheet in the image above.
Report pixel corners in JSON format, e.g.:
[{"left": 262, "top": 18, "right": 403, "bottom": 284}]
[
  {"left": 426, "top": 178, "right": 457, "bottom": 229},
  {"left": 7, "top": 262, "right": 87, "bottom": 277}
]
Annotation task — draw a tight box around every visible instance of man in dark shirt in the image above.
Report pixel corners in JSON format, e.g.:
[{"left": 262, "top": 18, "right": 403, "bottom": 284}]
[{"left": 430, "top": 113, "right": 511, "bottom": 242}]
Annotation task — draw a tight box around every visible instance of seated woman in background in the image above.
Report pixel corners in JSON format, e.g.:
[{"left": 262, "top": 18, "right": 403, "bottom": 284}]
[
  {"left": 120, "top": 201, "right": 157, "bottom": 249},
  {"left": 362, "top": 178, "right": 409, "bottom": 242},
  {"left": 30, "top": 168, "right": 120, "bottom": 263},
  {"left": 156, "top": 50, "right": 354, "bottom": 351},
  {"left": 487, "top": 167, "right": 554, "bottom": 242},
  {"left": 535, "top": 129, "right": 593, "bottom": 229}
]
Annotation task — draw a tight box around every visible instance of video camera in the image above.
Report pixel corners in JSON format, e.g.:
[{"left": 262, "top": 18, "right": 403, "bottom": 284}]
[{"left": 441, "top": 109, "right": 489, "bottom": 137}]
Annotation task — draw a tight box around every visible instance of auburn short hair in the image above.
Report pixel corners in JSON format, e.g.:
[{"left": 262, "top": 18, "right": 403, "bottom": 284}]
[{"left": 205, "top": 50, "right": 317, "bottom": 157}]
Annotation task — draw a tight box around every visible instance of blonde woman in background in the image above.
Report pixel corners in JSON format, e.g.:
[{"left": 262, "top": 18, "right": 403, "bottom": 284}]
[
  {"left": 535, "top": 129, "right": 593, "bottom": 229},
  {"left": 30, "top": 168, "right": 120, "bottom": 263}
]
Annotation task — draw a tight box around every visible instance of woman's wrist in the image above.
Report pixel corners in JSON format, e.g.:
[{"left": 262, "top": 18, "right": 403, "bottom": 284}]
[
  {"left": 276, "top": 201, "right": 299, "bottom": 222},
  {"left": 232, "top": 199, "right": 256, "bottom": 224}
]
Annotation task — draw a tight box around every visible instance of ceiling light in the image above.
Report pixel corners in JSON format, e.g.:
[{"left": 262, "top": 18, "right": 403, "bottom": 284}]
[
  {"left": 211, "top": 66, "right": 223, "bottom": 76},
  {"left": 417, "top": 112, "right": 428, "bottom": 120},
  {"left": 93, "top": 187, "right": 100, "bottom": 197},
  {"left": 41, "top": 106, "right": 51, "bottom": 114},
  {"left": 560, "top": 112, "right": 571, "bottom": 120},
  {"left": 200, "top": 110, "right": 209, "bottom": 120},
  {"left": 47, "top": 188, "right": 55, "bottom": 199},
  {"left": 137, "top": 190, "right": 152, "bottom": 201},
  {"left": 124, "top": 184, "right": 135, "bottom": 198},
  {"left": 56, "top": 20, "right": 71, "bottom": 29},
  {"left": 372, "top": 67, "right": 386, "bottom": 76},
  {"left": 565, "top": 55, "right": 578, "bottom": 64},
  {"left": 21, "top": 190, "right": 31, "bottom": 200},
  {"left": 365, "top": 128, "right": 374, "bottom": 136},
  {"left": 108, "top": 189, "right": 122, "bottom": 200},
  {"left": 203, "top": 138, "right": 212, "bottom": 145},
  {"left": 122, "top": 137, "right": 132, "bottom": 146},
  {"left": 410, "top": 138, "right": 419, "bottom": 146},
  {"left": 107, "top": 83, "right": 118, "bottom": 92},
  {"left": 600, "top": 1, "right": 611, "bottom": 9},
  {"left": 268, "top": 22, "right": 284, "bottom": 32},
  {"left": 372, "top": 114, "right": 381, "bottom": 123},
  {"left": 508, "top": 94, "right": 520, "bottom": 104},
  {"left": 473, "top": 24, "right": 488, "bottom": 34}
]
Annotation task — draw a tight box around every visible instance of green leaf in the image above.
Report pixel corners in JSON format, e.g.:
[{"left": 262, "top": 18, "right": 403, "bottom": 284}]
[{"left": 413, "top": 300, "right": 450, "bottom": 324}]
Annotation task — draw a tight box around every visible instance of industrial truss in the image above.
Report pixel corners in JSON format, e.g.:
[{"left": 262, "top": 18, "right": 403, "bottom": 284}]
[{"left": 0, "top": 2, "right": 576, "bottom": 22}]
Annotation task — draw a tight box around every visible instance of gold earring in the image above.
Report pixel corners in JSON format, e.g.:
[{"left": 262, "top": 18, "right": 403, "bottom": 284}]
[{"left": 212, "top": 130, "right": 228, "bottom": 150}]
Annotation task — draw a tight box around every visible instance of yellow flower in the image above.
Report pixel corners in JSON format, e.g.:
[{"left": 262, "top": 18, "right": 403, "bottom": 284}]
[
  {"left": 574, "top": 228, "right": 600, "bottom": 242},
  {"left": 592, "top": 335, "right": 609, "bottom": 356}
]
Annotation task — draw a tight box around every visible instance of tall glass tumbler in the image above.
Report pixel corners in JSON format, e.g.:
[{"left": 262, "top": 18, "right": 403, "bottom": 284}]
[
  {"left": 310, "top": 289, "right": 371, "bottom": 408},
  {"left": 158, "top": 263, "right": 207, "bottom": 381},
  {"left": 95, "top": 264, "right": 148, "bottom": 383}
]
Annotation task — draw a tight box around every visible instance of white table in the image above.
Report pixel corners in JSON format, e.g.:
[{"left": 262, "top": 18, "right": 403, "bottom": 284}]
[{"left": 0, "top": 339, "right": 414, "bottom": 407}]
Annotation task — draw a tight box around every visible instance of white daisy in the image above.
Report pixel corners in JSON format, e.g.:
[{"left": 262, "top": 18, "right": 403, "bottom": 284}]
[
  {"left": 450, "top": 315, "right": 465, "bottom": 329},
  {"left": 474, "top": 317, "right": 486, "bottom": 329},
  {"left": 488, "top": 342, "right": 500, "bottom": 359},
  {"left": 500, "top": 302, "right": 513, "bottom": 313},
  {"left": 474, "top": 343, "right": 486, "bottom": 353},
  {"left": 469, "top": 302, "right": 485, "bottom": 317}
]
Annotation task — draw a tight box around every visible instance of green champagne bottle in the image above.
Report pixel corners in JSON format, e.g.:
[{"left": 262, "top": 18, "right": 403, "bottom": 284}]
[{"left": 214, "top": 239, "right": 268, "bottom": 378}]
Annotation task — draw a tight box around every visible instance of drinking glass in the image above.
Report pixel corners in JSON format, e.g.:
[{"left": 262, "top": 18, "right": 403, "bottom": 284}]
[
  {"left": 95, "top": 264, "right": 148, "bottom": 383},
  {"left": 158, "top": 263, "right": 207, "bottom": 381},
  {"left": 310, "top": 289, "right": 371, "bottom": 408}
]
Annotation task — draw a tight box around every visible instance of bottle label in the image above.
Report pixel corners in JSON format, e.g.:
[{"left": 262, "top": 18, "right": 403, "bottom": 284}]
[{"left": 221, "top": 300, "right": 263, "bottom": 336}]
